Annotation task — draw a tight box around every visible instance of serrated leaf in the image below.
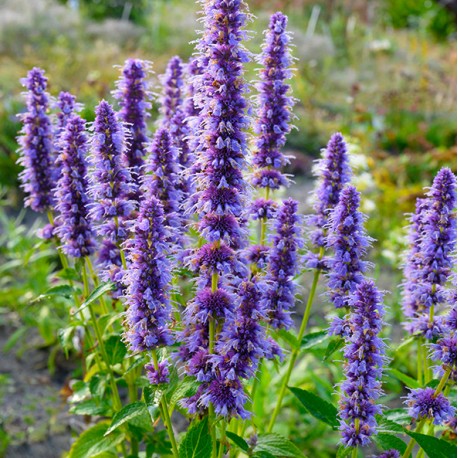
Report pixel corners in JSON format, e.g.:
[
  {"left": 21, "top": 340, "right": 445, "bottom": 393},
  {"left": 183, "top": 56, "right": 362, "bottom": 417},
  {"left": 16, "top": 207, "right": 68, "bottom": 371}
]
[
  {"left": 384, "top": 409, "right": 412, "bottom": 425},
  {"left": 170, "top": 377, "right": 201, "bottom": 412},
  {"left": 387, "top": 368, "right": 420, "bottom": 389},
  {"left": 105, "top": 402, "right": 147, "bottom": 436},
  {"left": 68, "top": 421, "right": 124, "bottom": 458},
  {"left": 104, "top": 335, "right": 127, "bottom": 366},
  {"left": 289, "top": 386, "right": 339, "bottom": 429},
  {"left": 374, "top": 433, "right": 407, "bottom": 455},
  {"left": 34, "top": 284, "right": 74, "bottom": 302},
  {"left": 405, "top": 431, "right": 456, "bottom": 458},
  {"left": 226, "top": 431, "right": 249, "bottom": 452},
  {"left": 252, "top": 453, "right": 276, "bottom": 458},
  {"left": 323, "top": 337, "right": 345, "bottom": 361},
  {"left": 178, "top": 417, "right": 212, "bottom": 458},
  {"left": 254, "top": 433, "right": 304, "bottom": 458},
  {"left": 376, "top": 417, "right": 405, "bottom": 434},
  {"left": 74, "top": 282, "right": 115, "bottom": 314},
  {"left": 301, "top": 330, "right": 329, "bottom": 350}
]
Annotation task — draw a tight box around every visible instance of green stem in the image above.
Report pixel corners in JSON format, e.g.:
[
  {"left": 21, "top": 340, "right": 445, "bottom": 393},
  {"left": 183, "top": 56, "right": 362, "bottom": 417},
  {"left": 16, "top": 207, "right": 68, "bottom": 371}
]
[
  {"left": 267, "top": 266, "right": 321, "bottom": 433},
  {"left": 82, "top": 260, "right": 123, "bottom": 412},
  {"left": 417, "top": 339, "right": 423, "bottom": 387},
  {"left": 85, "top": 256, "right": 109, "bottom": 315},
  {"left": 152, "top": 351, "right": 179, "bottom": 458},
  {"left": 218, "top": 420, "right": 227, "bottom": 458},
  {"left": 351, "top": 447, "right": 358, "bottom": 458}
]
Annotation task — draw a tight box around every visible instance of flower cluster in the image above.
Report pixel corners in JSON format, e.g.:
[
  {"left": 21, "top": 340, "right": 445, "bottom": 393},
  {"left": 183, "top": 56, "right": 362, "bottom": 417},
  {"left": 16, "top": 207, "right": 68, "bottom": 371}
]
[
  {"left": 159, "top": 56, "right": 184, "bottom": 126},
  {"left": 306, "top": 133, "right": 351, "bottom": 270},
  {"left": 54, "top": 115, "right": 96, "bottom": 258},
  {"left": 264, "top": 198, "right": 302, "bottom": 330},
  {"left": 339, "top": 280, "right": 385, "bottom": 447},
  {"left": 144, "top": 128, "right": 183, "bottom": 243},
  {"left": 405, "top": 387, "right": 455, "bottom": 425},
  {"left": 123, "top": 194, "right": 174, "bottom": 353},
  {"left": 251, "top": 11, "right": 294, "bottom": 216},
  {"left": 326, "top": 185, "right": 371, "bottom": 309},
  {"left": 18, "top": 67, "right": 55, "bottom": 213},
  {"left": 88, "top": 100, "right": 135, "bottom": 289},
  {"left": 114, "top": 59, "right": 152, "bottom": 196}
]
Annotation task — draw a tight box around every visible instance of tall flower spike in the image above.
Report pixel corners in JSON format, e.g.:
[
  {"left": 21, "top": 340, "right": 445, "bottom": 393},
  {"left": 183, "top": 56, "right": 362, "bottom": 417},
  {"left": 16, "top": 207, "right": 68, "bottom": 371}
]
[
  {"left": 405, "top": 387, "right": 455, "bottom": 425},
  {"left": 123, "top": 193, "right": 174, "bottom": 356},
  {"left": 251, "top": 12, "right": 294, "bottom": 199},
  {"left": 339, "top": 280, "right": 386, "bottom": 447},
  {"left": 17, "top": 67, "right": 55, "bottom": 213},
  {"left": 400, "top": 198, "right": 430, "bottom": 319},
  {"left": 88, "top": 100, "right": 134, "bottom": 291},
  {"left": 159, "top": 56, "right": 184, "bottom": 126},
  {"left": 306, "top": 133, "right": 352, "bottom": 269},
  {"left": 144, "top": 128, "right": 182, "bottom": 243},
  {"left": 263, "top": 198, "right": 303, "bottom": 330},
  {"left": 54, "top": 115, "right": 96, "bottom": 258},
  {"left": 326, "top": 185, "right": 371, "bottom": 309},
  {"left": 416, "top": 168, "right": 457, "bottom": 311},
  {"left": 180, "top": 0, "right": 251, "bottom": 420},
  {"left": 114, "top": 59, "right": 152, "bottom": 196}
]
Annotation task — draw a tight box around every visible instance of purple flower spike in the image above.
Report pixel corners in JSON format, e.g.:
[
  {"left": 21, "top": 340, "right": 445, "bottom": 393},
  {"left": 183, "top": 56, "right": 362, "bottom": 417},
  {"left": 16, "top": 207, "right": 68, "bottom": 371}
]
[
  {"left": 123, "top": 194, "right": 174, "bottom": 354},
  {"left": 252, "top": 12, "right": 294, "bottom": 194},
  {"left": 417, "top": 168, "right": 457, "bottom": 310},
  {"left": 54, "top": 115, "right": 96, "bottom": 258},
  {"left": 18, "top": 67, "right": 55, "bottom": 212},
  {"left": 264, "top": 198, "right": 303, "bottom": 330},
  {"left": 114, "top": 59, "right": 152, "bottom": 195},
  {"left": 405, "top": 387, "right": 455, "bottom": 425},
  {"left": 306, "top": 133, "right": 352, "bottom": 268},
  {"left": 326, "top": 185, "right": 371, "bottom": 309},
  {"left": 339, "top": 280, "right": 386, "bottom": 447},
  {"left": 144, "top": 128, "right": 182, "bottom": 242},
  {"left": 160, "top": 56, "right": 185, "bottom": 125},
  {"left": 55, "top": 92, "right": 81, "bottom": 141},
  {"left": 214, "top": 276, "right": 270, "bottom": 380},
  {"left": 88, "top": 100, "right": 135, "bottom": 239},
  {"left": 400, "top": 198, "right": 430, "bottom": 318}
]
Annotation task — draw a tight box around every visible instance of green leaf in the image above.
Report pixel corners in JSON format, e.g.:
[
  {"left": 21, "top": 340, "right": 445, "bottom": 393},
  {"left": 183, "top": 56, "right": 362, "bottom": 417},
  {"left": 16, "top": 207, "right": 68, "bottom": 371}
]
[
  {"left": 301, "top": 330, "right": 329, "bottom": 350},
  {"left": 376, "top": 417, "right": 404, "bottom": 434},
  {"left": 387, "top": 368, "right": 420, "bottom": 389},
  {"left": 226, "top": 431, "right": 249, "bottom": 452},
  {"left": 57, "top": 267, "right": 80, "bottom": 282},
  {"left": 34, "top": 284, "right": 74, "bottom": 302},
  {"left": 374, "top": 433, "right": 407, "bottom": 455},
  {"left": 74, "top": 282, "right": 114, "bottom": 314},
  {"left": 254, "top": 433, "right": 304, "bottom": 458},
  {"left": 394, "top": 335, "right": 416, "bottom": 355},
  {"left": 277, "top": 330, "right": 299, "bottom": 350},
  {"left": 405, "top": 431, "right": 456, "bottom": 458},
  {"left": 105, "top": 402, "right": 147, "bottom": 436},
  {"left": 70, "top": 399, "right": 112, "bottom": 416},
  {"left": 289, "top": 386, "right": 339, "bottom": 429},
  {"left": 252, "top": 453, "right": 276, "bottom": 458},
  {"left": 170, "top": 377, "right": 201, "bottom": 412},
  {"left": 178, "top": 417, "right": 212, "bottom": 458},
  {"left": 68, "top": 421, "right": 124, "bottom": 458},
  {"left": 384, "top": 409, "right": 412, "bottom": 425},
  {"left": 104, "top": 335, "right": 127, "bottom": 366},
  {"left": 336, "top": 446, "right": 352, "bottom": 458},
  {"left": 323, "top": 337, "right": 345, "bottom": 361},
  {"left": 144, "top": 386, "right": 164, "bottom": 422}
]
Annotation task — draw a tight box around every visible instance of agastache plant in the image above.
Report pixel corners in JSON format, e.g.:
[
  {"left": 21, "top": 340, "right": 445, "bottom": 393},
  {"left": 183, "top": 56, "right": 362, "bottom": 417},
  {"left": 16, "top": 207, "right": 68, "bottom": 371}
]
[
  {"left": 54, "top": 115, "right": 96, "bottom": 258},
  {"left": 159, "top": 56, "right": 185, "bottom": 126},
  {"left": 251, "top": 12, "right": 294, "bottom": 225},
  {"left": 113, "top": 59, "right": 152, "bottom": 197},
  {"left": 88, "top": 100, "right": 134, "bottom": 290},
  {"left": 17, "top": 67, "right": 55, "bottom": 213},
  {"left": 339, "top": 280, "right": 386, "bottom": 448}
]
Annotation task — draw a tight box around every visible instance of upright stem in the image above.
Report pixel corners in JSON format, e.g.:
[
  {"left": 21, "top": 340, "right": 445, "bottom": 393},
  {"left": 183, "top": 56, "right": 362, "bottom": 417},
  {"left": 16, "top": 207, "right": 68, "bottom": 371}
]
[
  {"left": 417, "top": 339, "right": 423, "bottom": 386},
  {"left": 209, "top": 268, "right": 219, "bottom": 458},
  {"left": 151, "top": 351, "right": 179, "bottom": 458},
  {"left": 267, "top": 266, "right": 322, "bottom": 433},
  {"left": 82, "top": 259, "right": 123, "bottom": 412}
]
